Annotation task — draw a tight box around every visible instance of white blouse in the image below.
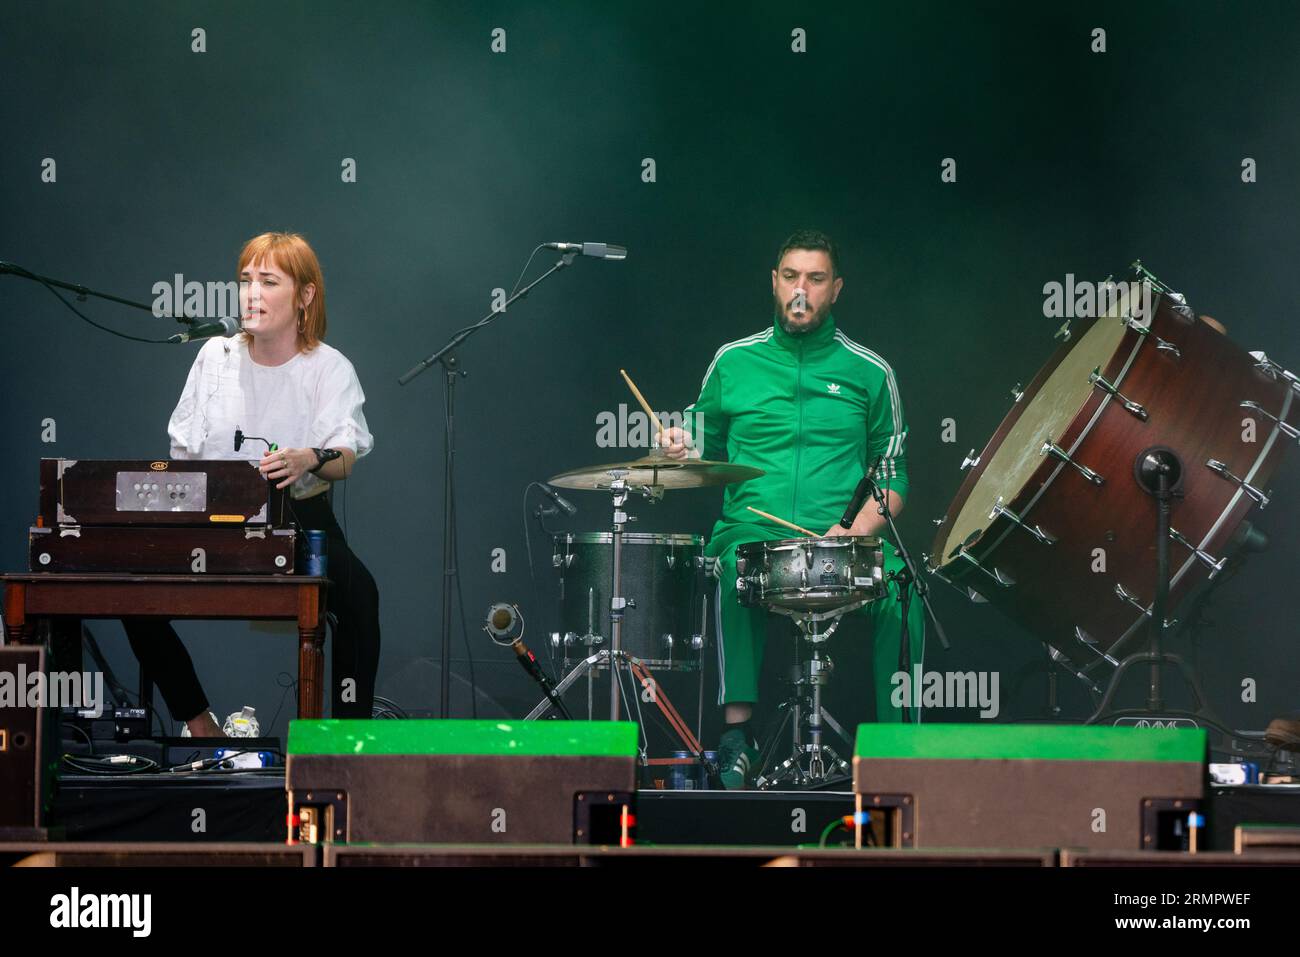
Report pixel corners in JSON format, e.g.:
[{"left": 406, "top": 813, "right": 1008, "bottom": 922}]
[{"left": 167, "top": 336, "right": 374, "bottom": 500}]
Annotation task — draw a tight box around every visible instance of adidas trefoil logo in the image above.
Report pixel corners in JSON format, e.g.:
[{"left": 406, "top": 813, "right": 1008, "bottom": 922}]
[{"left": 826, "top": 382, "right": 841, "bottom": 394}]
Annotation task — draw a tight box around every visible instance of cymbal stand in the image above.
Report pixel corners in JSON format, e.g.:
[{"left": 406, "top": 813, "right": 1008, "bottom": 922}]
[{"left": 525, "top": 474, "right": 655, "bottom": 715}]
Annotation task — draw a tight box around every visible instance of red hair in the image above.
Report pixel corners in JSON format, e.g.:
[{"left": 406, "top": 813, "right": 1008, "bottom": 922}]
[{"left": 236, "top": 232, "right": 327, "bottom": 350}]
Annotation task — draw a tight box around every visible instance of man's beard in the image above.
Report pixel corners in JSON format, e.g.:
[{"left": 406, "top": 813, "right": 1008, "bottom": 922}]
[{"left": 774, "top": 294, "right": 832, "bottom": 336}]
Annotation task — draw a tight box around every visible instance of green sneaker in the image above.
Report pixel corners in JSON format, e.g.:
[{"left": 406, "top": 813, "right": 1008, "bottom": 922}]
[{"left": 717, "top": 728, "right": 759, "bottom": 790}]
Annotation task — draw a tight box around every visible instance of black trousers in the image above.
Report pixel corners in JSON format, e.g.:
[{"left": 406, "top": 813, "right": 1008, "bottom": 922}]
[{"left": 125, "top": 491, "right": 381, "bottom": 722}]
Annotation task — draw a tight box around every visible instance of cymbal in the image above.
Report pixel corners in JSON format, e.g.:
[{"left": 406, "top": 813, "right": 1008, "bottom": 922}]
[{"left": 548, "top": 454, "right": 765, "bottom": 491}]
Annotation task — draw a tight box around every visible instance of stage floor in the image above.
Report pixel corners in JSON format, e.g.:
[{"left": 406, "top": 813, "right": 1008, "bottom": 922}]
[{"left": 42, "top": 770, "right": 1300, "bottom": 854}]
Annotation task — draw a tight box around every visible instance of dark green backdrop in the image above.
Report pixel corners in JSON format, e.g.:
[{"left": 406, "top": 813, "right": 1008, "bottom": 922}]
[{"left": 2, "top": 1, "right": 1297, "bottom": 744}]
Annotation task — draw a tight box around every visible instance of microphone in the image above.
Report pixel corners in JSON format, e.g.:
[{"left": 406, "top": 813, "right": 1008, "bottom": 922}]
[
  {"left": 168, "top": 316, "right": 240, "bottom": 344},
  {"left": 839, "top": 456, "right": 883, "bottom": 529},
  {"left": 234, "top": 428, "right": 277, "bottom": 454},
  {"left": 540, "top": 484, "right": 577, "bottom": 516},
  {"left": 483, "top": 602, "right": 573, "bottom": 718},
  {"left": 543, "top": 242, "right": 627, "bottom": 261},
  {"left": 485, "top": 602, "right": 518, "bottom": 638}
]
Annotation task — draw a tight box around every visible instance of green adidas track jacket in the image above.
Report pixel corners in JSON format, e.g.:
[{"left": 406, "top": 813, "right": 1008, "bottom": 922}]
[{"left": 684, "top": 313, "right": 909, "bottom": 555}]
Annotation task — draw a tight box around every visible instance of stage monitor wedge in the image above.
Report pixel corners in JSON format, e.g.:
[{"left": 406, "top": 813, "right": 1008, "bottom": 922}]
[
  {"left": 852, "top": 723, "right": 1207, "bottom": 851},
  {"left": 286, "top": 719, "right": 638, "bottom": 844}
]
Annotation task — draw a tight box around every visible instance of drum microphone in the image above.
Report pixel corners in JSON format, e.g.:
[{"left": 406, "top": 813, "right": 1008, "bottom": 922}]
[
  {"left": 543, "top": 242, "right": 628, "bottom": 261},
  {"left": 540, "top": 483, "right": 577, "bottom": 516},
  {"left": 839, "top": 456, "right": 883, "bottom": 529},
  {"left": 168, "top": 315, "right": 241, "bottom": 344},
  {"left": 485, "top": 602, "right": 519, "bottom": 638},
  {"left": 484, "top": 602, "right": 572, "bottom": 719}
]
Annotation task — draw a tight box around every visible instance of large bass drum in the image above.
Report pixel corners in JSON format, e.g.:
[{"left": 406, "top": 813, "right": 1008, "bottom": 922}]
[{"left": 928, "top": 268, "right": 1296, "bottom": 670}]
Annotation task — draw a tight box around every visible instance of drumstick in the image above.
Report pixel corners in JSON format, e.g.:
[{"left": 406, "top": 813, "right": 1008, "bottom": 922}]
[
  {"left": 620, "top": 369, "right": 664, "bottom": 437},
  {"left": 746, "top": 506, "right": 817, "bottom": 537}
]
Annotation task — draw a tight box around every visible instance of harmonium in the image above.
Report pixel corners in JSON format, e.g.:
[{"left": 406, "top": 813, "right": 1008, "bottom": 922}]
[{"left": 29, "top": 458, "right": 297, "bottom": 574}]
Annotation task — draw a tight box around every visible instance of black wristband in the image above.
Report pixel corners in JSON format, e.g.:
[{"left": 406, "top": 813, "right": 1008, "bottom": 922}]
[{"left": 310, "top": 448, "right": 343, "bottom": 473}]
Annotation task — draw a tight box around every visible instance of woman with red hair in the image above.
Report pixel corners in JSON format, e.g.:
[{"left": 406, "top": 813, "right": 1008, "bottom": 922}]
[{"left": 126, "top": 232, "right": 380, "bottom": 735}]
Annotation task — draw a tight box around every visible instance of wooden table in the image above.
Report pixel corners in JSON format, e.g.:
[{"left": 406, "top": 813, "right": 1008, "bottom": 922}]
[{"left": 1, "top": 574, "right": 328, "bottom": 719}]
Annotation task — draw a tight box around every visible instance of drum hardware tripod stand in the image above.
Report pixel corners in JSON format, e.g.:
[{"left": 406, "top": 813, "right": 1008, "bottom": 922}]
[
  {"left": 524, "top": 470, "right": 721, "bottom": 783},
  {"left": 755, "top": 466, "right": 954, "bottom": 788},
  {"left": 524, "top": 473, "right": 649, "bottom": 722},
  {"left": 755, "top": 614, "right": 855, "bottom": 789},
  {"left": 1086, "top": 446, "right": 1237, "bottom": 736}
]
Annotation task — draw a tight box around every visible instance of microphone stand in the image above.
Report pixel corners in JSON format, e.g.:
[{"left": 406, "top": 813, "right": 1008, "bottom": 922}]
[
  {"left": 397, "top": 250, "right": 578, "bottom": 719},
  {"left": 0, "top": 260, "right": 200, "bottom": 325},
  {"left": 510, "top": 637, "right": 573, "bottom": 720},
  {"left": 1085, "top": 447, "right": 1237, "bottom": 737},
  {"left": 860, "top": 471, "right": 951, "bottom": 723}
]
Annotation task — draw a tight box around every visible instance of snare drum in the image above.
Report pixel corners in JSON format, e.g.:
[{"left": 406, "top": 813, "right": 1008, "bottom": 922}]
[
  {"left": 735, "top": 536, "right": 886, "bottom": 621},
  {"left": 552, "top": 532, "right": 709, "bottom": 670},
  {"left": 928, "top": 270, "right": 1297, "bottom": 669}
]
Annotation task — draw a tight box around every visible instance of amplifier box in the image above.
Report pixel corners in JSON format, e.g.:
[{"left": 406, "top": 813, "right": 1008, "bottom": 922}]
[
  {"left": 852, "top": 724, "right": 1206, "bottom": 851},
  {"left": 286, "top": 719, "right": 638, "bottom": 845}
]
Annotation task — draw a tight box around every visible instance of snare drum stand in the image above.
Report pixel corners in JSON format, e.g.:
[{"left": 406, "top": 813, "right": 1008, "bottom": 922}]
[{"left": 756, "top": 614, "right": 854, "bottom": 789}]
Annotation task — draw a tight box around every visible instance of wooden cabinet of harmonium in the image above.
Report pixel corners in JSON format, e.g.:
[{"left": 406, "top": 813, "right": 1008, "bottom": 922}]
[{"left": 29, "top": 459, "right": 297, "bottom": 574}]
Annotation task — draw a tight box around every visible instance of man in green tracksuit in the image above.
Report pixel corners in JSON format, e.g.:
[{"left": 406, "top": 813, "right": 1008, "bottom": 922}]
[{"left": 660, "top": 230, "right": 924, "bottom": 788}]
